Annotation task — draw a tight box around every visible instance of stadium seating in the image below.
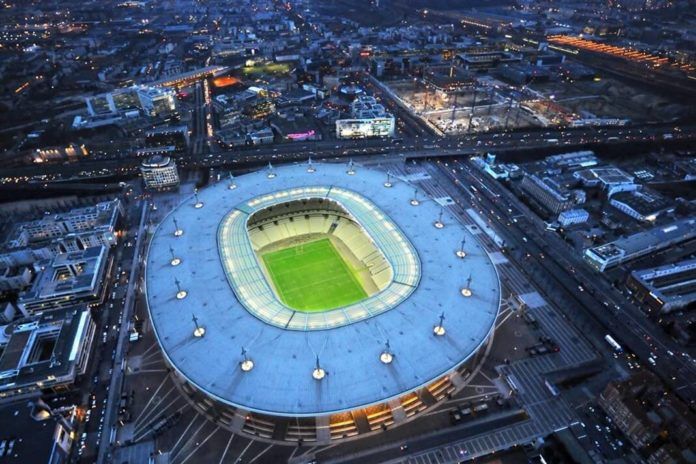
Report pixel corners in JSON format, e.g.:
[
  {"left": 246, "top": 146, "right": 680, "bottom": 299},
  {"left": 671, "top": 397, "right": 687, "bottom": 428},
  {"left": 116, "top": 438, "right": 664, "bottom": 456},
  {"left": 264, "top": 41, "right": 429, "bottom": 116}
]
[{"left": 246, "top": 198, "right": 392, "bottom": 294}]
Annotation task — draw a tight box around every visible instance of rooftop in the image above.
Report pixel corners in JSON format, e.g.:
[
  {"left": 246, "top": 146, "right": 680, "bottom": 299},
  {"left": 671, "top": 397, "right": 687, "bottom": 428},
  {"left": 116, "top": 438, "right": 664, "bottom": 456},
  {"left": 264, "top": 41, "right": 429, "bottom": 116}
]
[
  {"left": 0, "top": 306, "right": 91, "bottom": 396},
  {"left": 145, "top": 162, "right": 500, "bottom": 417}
]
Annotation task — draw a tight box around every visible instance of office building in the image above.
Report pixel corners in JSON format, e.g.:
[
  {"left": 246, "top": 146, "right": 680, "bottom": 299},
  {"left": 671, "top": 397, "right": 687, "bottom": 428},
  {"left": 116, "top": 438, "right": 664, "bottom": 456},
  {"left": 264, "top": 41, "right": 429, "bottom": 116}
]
[
  {"left": 584, "top": 217, "right": 696, "bottom": 271},
  {"left": 0, "top": 400, "right": 77, "bottom": 462},
  {"left": 0, "top": 306, "right": 95, "bottom": 399},
  {"left": 140, "top": 155, "right": 180, "bottom": 191},
  {"left": 0, "top": 264, "right": 33, "bottom": 292},
  {"left": 336, "top": 96, "right": 395, "bottom": 139},
  {"left": 17, "top": 246, "right": 109, "bottom": 314},
  {"left": 626, "top": 259, "right": 696, "bottom": 313},
  {"left": 5, "top": 200, "right": 123, "bottom": 254},
  {"left": 558, "top": 209, "right": 589, "bottom": 227},
  {"left": 588, "top": 167, "right": 636, "bottom": 196},
  {"left": 609, "top": 189, "right": 673, "bottom": 222},
  {"left": 520, "top": 174, "right": 575, "bottom": 214},
  {"left": 86, "top": 85, "right": 176, "bottom": 118}
]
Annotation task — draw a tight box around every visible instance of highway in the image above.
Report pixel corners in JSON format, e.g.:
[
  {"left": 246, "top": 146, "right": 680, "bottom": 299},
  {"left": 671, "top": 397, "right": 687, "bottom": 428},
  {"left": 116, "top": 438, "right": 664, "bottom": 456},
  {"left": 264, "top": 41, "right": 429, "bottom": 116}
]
[
  {"left": 2, "top": 122, "right": 694, "bottom": 183},
  {"left": 434, "top": 159, "right": 696, "bottom": 406}
]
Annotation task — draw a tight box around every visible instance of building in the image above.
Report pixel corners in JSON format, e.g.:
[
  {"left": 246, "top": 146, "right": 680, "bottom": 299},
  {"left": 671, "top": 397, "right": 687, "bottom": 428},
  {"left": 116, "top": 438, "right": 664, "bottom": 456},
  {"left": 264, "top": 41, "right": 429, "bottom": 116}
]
[
  {"left": 31, "top": 144, "right": 88, "bottom": 164},
  {"left": 136, "top": 86, "right": 177, "bottom": 117},
  {"left": 558, "top": 209, "right": 589, "bottom": 227},
  {"left": 86, "top": 85, "right": 176, "bottom": 118},
  {"left": 145, "top": 163, "right": 499, "bottom": 443},
  {"left": 520, "top": 174, "right": 575, "bottom": 214},
  {"left": 248, "top": 127, "right": 275, "bottom": 145},
  {"left": 626, "top": 259, "right": 696, "bottom": 313},
  {"left": 336, "top": 96, "right": 395, "bottom": 139},
  {"left": 598, "top": 372, "right": 696, "bottom": 454},
  {"left": 584, "top": 217, "right": 696, "bottom": 271},
  {"left": 546, "top": 151, "right": 598, "bottom": 169},
  {"left": 598, "top": 378, "right": 660, "bottom": 448},
  {"left": 609, "top": 189, "right": 673, "bottom": 222},
  {"left": 0, "top": 302, "right": 20, "bottom": 324},
  {"left": 17, "top": 246, "right": 109, "bottom": 314},
  {"left": 0, "top": 306, "right": 95, "bottom": 399},
  {"left": 588, "top": 167, "right": 636, "bottom": 196},
  {"left": 5, "top": 200, "right": 123, "bottom": 254},
  {"left": 144, "top": 125, "right": 190, "bottom": 151},
  {"left": 140, "top": 155, "right": 180, "bottom": 191},
  {"left": 0, "top": 400, "right": 77, "bottom": 463},
  {"left": 0, "top": 264, "right": 33, "bottom": 292}
]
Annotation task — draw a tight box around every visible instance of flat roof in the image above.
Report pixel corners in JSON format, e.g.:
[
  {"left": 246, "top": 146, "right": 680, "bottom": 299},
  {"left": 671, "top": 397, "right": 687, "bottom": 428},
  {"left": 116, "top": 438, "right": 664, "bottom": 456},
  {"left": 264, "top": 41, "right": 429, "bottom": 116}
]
[{"left": 145, "top": 162, "right": 500, "bottom": 417}]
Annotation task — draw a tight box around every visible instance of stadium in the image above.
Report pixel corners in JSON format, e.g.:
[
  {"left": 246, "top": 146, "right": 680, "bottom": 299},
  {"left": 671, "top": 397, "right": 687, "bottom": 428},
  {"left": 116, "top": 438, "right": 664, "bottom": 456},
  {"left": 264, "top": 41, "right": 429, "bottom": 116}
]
[{"left": 145, "top": 161, "right": 500, "bottom": 443}]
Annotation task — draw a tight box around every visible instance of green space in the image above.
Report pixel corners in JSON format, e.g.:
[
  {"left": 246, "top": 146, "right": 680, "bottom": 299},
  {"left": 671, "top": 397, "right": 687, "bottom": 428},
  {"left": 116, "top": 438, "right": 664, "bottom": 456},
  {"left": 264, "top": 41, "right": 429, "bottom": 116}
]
[{"left": 261, "top": 238, "right": 368, "bottom": 312}]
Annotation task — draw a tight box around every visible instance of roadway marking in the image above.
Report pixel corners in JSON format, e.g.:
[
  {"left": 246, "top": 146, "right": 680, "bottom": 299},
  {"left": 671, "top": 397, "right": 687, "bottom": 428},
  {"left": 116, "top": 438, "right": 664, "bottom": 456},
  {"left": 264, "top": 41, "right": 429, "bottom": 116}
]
[
  {"left": 233, "top": 440, "right": 254, "bottom": 463},
  {"left": 217, "top": 434, "right": 235, "bottom": 464},
  {"left": 178, "top": 426, "right": 220, "bottom": 464},
  {"left": 249, "top": 444, "right": 274, "bottom": 464},
  {"left": 132, "top": 377, "right": 172, "bottom": 426},
  {"left": 169, "top": 416, "right": 208, "bottom": 463},
  {"left": 167, "top": 413, "right": 200, "bottom": 460}
]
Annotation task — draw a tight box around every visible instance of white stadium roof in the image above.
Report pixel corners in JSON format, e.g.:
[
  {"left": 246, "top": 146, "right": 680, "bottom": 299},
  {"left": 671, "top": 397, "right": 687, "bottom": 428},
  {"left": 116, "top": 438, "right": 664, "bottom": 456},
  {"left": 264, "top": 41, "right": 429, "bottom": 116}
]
[{"left": 145, "top": 162, "right": 500, "bottom": 416}]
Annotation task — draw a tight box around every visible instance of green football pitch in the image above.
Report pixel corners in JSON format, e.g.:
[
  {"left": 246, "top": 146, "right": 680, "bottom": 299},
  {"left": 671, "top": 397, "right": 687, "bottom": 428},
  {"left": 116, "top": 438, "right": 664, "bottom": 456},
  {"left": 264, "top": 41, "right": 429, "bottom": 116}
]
[{"left": 261, "top": 238, "right": 368, "bottom": 312}]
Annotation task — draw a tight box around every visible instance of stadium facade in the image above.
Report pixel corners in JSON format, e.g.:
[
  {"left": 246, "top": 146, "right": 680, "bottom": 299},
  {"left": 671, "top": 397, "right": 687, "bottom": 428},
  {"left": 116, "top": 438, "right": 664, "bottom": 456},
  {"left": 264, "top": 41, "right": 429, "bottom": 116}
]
[{"left": 145, "top": 162, "right": 500, "bottom": 443}]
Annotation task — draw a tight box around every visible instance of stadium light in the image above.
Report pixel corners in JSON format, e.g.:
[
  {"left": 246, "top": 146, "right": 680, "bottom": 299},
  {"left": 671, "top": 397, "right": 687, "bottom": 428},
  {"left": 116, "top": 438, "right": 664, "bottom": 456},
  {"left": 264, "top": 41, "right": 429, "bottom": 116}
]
[
  {"left": 434, "top": 208, "right": 445, "bottom": 229},
  {"left": 193, "top": 189, "right": 204, "bottom": 209},
  {"left": 380, "top": 340, "right": 394, "bottom": 364},
  {"left": 383, "top": 172, "right": 393, "bottom": 188},
  {"left": 192, "top": 313, "right": 205, "bottom": 337},
  {"left": 169, "top": 245, "right": 181, "bottom": 266},
  {"left": 307, "top": 157, "right": 316, "bottom": 173},
  {"left": 240, "top": 347, "right": 254, "bottom": 372},
  {"left": 433, "top": 312, "right": 446, "bottom": 336},
  {"left": 347, "top": 159, "right": 356, "bottom": 175},
  {"left": 456, "top": 237, "right": 467, "bottom": 258},
  {"left": 461, "top": 274, "right": 473, "bottom": 297},
  {"left": 312, "top": 356, "right": 326, "bottom": 380},
  {"left": 267, "top": 162, "right": 276, "bottom": 179},
  {"left": 410, "top": 188, "right": 420, "bottom": 206},
  {"left": 228, "top": 172, "right": 237, "bottom": 190},
  {"left": 175, "top": 278, "right": 188, "bottom": 299},
  {"left": 173, "top": 217, "right": 183, "bottom": 237}
]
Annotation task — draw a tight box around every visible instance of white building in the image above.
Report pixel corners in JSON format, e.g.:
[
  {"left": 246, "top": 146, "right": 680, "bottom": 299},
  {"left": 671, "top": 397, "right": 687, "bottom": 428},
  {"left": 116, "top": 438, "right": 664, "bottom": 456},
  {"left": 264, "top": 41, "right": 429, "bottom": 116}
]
[
  {"left": 86, "top": 85, "right": 176, "bottom": 117},
  {"left": 336, "top": 96, "right": 395, "bottom": 139},
  {"left": 558, "top": 209, "right": 589, "bottom": 227},
  {"left": 140, "top": 155, "right": 180, "bottom": 190}
]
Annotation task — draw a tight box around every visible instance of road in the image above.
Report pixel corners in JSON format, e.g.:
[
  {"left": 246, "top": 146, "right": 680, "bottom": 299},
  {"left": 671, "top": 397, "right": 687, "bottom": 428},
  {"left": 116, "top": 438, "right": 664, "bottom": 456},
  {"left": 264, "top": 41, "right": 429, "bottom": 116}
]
[
  {"left": 436, "top": 159, "right": 696, "bottom": 405},
  {"left": 2, "top": 122, "right": 694, "bottom": 183},
  {"left": 95, "top": 200, "right": 149, "bottom": 464}
]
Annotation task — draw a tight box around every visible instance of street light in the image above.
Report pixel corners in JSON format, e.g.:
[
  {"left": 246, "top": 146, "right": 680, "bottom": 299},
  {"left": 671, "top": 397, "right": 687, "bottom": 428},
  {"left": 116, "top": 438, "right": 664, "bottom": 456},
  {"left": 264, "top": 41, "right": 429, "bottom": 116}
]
[
  {"left": 175, "top": 278, "right": 187, "bottom": 300},
  {"left": 410, "top": 188, "right": 420, "bottom": 206},
  {"left": 461, "top": 274, "right": 473, "bottom": 297},
  {"left": 192, "top": 314, "right": 205, "bottom": 337},
  {"left": 433, "top": 312, "right": 446, "bottom": 336},
  {"left": 434, "top": 208, "right": 445, "bottom": 229},
  {"left": 240, "top": 347, "right": 254, "bottom": 372},
  {"left": 380, "top": 340, "right": 394, "bottom": 364},
  {"left": 169, "top": 245, "right": 181, "bottom": 266},
  {"left": 384, "top": 172, "right": 393, "bottom": 188},
  {"left": 173, "top": 217, "right": 183, "bottom": 237},
  {"left": 193, "top": 189, "right": 203, "bottom": 209},
  {"left": 307, "top": 157, "right": 316, "bottom": 173},
  {"left": 456, "top": 236, "right": 466, "bottom": 258},
  {"left": 312, "top": 356, "right": 326, "bottom": 380},
  {"left": 267, "top": 162, "right": 276, "bottom": 179},
  {"left": 228, "top": 172, "right": 237, "bottom": 190}
]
